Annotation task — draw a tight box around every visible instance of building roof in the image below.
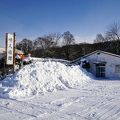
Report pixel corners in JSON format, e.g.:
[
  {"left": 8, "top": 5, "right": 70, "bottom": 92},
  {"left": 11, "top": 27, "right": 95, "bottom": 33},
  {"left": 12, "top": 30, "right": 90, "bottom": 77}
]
[
  {"left": 0, "top": 48, "right": 24, "bottom": 54},
  {"left": 0, "top": 48, "right": 5, "bottom": 54},
  {"left": 83, "top": 50, "right": 120, "bottom": 58},
  {"left": 15, "top": 49, "right": 24, "bottom": 54},
  {"left": 72, "top": 50, "right": 120, "bottom": 63}
]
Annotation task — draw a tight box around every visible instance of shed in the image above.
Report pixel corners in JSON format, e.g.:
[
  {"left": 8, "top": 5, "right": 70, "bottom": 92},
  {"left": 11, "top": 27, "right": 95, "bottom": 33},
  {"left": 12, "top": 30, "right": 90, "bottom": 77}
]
[
  {"left": 74, "top": 50, "right": 120, "bottom": 78},
  {"left": 0, "top": 48, "right": 24, "bottom": 59}
]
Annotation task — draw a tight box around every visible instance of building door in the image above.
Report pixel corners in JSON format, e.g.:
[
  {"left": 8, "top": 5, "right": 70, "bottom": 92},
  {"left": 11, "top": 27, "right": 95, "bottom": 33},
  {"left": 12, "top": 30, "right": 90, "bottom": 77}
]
[{"left": 96, "top": 64, "right": 105, "bottom": 77}]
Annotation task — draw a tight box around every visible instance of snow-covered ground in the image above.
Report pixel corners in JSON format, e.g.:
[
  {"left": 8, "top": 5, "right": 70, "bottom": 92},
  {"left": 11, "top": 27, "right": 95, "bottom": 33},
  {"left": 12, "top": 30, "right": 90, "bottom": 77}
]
[
  {"left": 0, "top": 60, "right": 120, "bottom": 120},
  {"left": 0, "top": 80, "right": 120, "bottom": 120}
]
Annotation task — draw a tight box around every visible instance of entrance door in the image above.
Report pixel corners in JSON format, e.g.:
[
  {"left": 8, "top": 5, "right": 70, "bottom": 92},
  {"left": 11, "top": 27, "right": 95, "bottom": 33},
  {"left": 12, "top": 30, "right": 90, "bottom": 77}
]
[{"left": 96, "top": 64, "right": 105, "bottom": 77}]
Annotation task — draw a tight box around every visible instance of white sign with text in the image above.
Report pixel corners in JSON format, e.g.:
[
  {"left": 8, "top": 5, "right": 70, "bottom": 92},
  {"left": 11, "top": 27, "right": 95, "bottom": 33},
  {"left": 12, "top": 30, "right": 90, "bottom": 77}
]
[{"left": 6, "top": 33, "right": 14, "bottom": 65}]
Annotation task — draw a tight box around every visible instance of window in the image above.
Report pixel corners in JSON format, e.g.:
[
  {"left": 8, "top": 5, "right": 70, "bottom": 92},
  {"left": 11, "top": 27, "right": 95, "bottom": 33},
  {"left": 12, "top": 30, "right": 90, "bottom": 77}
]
[
  {"left": 96, "top": 64, "right": 105, "bottom": 77},
  {"left": 115, "top": 65, "right": 120, "bottom": 73}
]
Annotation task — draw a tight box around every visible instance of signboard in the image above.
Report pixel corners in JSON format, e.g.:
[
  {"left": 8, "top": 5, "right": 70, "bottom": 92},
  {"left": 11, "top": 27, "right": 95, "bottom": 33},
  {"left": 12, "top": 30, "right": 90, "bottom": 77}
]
[{"left": 6, "top": 33, "right": 14, "bottom": 65}]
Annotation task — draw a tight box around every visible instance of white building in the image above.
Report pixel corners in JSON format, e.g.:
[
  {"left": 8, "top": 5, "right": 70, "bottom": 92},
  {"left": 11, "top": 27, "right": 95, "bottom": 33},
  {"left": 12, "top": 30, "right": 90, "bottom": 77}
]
[
  {"left": 0, "top": 48, "right": 24, "bottom": 59},
  {"left": 0, "top": 48, "right": 5, "bottom": 59},
  {"left": 74, "top": 50, "right": 120, "bottom": 78}
]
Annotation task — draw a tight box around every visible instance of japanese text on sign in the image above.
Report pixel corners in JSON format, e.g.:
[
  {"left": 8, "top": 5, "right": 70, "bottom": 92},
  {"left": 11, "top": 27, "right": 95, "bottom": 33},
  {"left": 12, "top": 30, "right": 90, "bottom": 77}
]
[{"left": 6, "top": 33, "right": 14, "bottom": 65}]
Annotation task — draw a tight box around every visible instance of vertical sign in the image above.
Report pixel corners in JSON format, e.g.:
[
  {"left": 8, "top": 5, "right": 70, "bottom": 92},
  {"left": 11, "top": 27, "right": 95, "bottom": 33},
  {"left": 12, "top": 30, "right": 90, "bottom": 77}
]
[{"left": 6, "top": 33, "right": 14, "bottom": 65}]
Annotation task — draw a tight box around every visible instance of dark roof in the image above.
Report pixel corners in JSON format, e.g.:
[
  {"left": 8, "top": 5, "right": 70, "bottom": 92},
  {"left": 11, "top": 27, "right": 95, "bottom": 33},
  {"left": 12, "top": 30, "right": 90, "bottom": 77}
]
[
  {"left": 72, "top": 50, "right": 120, "bottom": 63},
  {"left": 82, "top": 50, "right": 120, "bottom": 58}
]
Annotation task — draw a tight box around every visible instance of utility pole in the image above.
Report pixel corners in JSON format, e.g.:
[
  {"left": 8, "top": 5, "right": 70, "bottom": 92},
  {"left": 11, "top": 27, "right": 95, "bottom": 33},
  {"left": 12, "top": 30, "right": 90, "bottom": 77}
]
[{"left": 13, "top": 32, "right": 16, "bottom": 72}]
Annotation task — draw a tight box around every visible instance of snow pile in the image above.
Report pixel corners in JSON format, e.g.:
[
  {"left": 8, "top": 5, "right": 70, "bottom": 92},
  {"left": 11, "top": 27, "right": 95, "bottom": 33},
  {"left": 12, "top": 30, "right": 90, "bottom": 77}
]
[{"left": 1, "top": 61, "right": 91, "bottom": 99}]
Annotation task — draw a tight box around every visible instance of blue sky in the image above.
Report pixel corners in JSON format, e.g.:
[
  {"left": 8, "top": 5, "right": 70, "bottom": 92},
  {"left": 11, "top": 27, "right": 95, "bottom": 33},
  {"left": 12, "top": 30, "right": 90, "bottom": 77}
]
[{"left": 0, "top": 0, "right": 120, "bottom": 47}]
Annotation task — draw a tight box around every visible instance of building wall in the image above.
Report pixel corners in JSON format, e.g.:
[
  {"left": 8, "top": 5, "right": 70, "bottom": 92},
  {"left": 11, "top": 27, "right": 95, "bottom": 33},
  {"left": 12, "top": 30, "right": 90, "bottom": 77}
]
[
  {"left": 90, "top": 63, "right": 96, "bottom": 75},
  {"left": 85, "top": 52, "right": 120, "bottom": 78}
]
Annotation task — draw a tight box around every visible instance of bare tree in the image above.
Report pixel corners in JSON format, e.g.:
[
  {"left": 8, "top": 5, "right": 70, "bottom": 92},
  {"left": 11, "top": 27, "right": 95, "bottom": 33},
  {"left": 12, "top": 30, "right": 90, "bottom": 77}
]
[
  {"left": 105, "top": 23, "right": 120, "bottom": 41},
  {"left": 94, "top": 33, "right": 105, "bottom": 43},
  {"left": 44, "top": 32, "right": 62, "bottom": 47},
  {"left": 34, "top": 37, "right": 43, "bottom": 49},
  {"left": 62, "top": 31, "right": 75, "bottom": 60},
  {"left": 34, "top": 32, "right": 62, "bottom": 50},
  {"left": 62, "top": 31, "right": 75, "bottom": 46},
  {"left": 16, "top": 38, "right": 33, "bottom": 55},
  {"left": 34, "top": 37, "right": 51, "bottom": 51},
  {"left": 33, "top": 32, "right": 62, "bottom": 57}
]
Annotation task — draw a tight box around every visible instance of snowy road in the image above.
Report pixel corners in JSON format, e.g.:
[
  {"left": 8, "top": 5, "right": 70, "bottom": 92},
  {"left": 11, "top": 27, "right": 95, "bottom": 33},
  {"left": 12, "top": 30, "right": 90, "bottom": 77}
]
[{"left": 0, "top": 79, "right": 120, "bottom": 120}]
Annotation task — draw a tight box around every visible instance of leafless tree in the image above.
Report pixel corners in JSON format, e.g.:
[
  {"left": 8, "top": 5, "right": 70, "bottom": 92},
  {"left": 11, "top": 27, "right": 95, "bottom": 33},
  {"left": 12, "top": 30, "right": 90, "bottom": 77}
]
[
  {"left": 16, "top": 38, "right": 33, "bottom": 54},
  {"left": 33, "top": 33, "right": 62, "bottom": 57},
  {"left": 62, "top": 31, "right": 75, "bottom": 46},
  {"left": 62, "top": 31, "right": 75, "bottom": 60},
  {"left": 94, "top": 33, "right": 105, "bottom": 43},
  {"left": 34, "top": 32, "right": 62, "bottom": 50},
  {"left": 44, "top": 32, "right": 62, "bottom": 47},
  {"left": 105, "top": 23, "right": 120, "bottom": 41}
]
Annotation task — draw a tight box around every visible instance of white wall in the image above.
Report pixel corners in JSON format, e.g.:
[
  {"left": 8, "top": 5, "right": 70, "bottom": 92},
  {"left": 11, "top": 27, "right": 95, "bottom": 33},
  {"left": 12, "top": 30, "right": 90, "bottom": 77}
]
[{"left": 85, "top": 52, "right": 120, "bottom": 78}]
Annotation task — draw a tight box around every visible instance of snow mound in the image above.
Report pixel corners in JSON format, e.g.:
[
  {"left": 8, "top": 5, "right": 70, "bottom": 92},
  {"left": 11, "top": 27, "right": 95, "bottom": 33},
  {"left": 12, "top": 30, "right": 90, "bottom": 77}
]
[{"left": 1, "top": 61, "right": 91, "bottom": 99}]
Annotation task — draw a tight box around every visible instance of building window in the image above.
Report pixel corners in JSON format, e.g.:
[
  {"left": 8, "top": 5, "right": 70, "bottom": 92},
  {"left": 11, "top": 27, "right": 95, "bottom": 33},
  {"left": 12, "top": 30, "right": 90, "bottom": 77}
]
[
  {"left": 96, "top": 64, "right": 105, "bottom": 77},
  {"left": 115, "top": 65, "right": 120, "bottom": 73}
]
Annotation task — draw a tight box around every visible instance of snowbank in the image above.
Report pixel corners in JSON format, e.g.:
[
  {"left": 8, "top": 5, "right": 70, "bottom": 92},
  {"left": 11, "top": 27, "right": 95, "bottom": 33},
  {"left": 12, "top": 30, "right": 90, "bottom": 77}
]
[{"left": 1, "top": 61, "right": 91, "bottom": 99}]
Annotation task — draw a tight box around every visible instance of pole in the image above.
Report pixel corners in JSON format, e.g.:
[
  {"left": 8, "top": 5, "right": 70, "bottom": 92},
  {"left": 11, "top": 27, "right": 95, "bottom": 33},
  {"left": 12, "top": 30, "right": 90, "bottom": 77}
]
[
  {"left": 4, "top": 33, "right": 8, "bottom": 75},
  {"left": 13, "top": 32, "right": 16, "bottom": 72},
  {"left": 5, "top": 33, "right": 8, "bottom": 65}
]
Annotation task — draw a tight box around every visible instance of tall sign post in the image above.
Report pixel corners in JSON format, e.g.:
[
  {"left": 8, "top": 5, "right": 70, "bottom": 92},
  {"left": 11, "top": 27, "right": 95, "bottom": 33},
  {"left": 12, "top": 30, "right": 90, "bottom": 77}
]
[
  {"left": 13, "top": 32, "right": 16, "bottom": 72},
  {"left": 6, "top": 33, "right": 16, "bottom": 73}
]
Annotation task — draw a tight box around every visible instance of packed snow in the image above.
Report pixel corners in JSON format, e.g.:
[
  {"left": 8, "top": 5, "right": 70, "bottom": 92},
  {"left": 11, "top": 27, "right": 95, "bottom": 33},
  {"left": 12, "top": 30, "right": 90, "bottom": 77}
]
[
  {"left": 0, "top": 59, "right": 120, "bottom": 120},
  {"left": 0, "top": 78, "right": 120, "bottom": 120},
  {"left": 0, "top": 60, "right": 90, "bottom": 99}
]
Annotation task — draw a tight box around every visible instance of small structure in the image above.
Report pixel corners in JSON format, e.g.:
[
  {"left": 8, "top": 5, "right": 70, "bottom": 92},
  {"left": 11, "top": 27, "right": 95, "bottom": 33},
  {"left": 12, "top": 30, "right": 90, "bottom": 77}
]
[
  {"left": 0, "top": 48, "right": 24, "bottom": 58},
  {"left": 74, "top": 50, "right": 120, "bottom": 78},
  {"left": 15, "top": 49, "right": 24, "bottom": 55},
  {"left": 0, "top": 48, "right": 5, "bottom": 59},
  {"left": 0, "top": 48, "right": 24, "bottom": 68}
]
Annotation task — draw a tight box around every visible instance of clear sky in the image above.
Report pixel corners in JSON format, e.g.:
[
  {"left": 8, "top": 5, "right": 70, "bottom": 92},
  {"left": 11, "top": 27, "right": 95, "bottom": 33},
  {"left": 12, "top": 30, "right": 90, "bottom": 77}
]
[{"left": 0, "top": 0, "right": 120, "bottom": 47}]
